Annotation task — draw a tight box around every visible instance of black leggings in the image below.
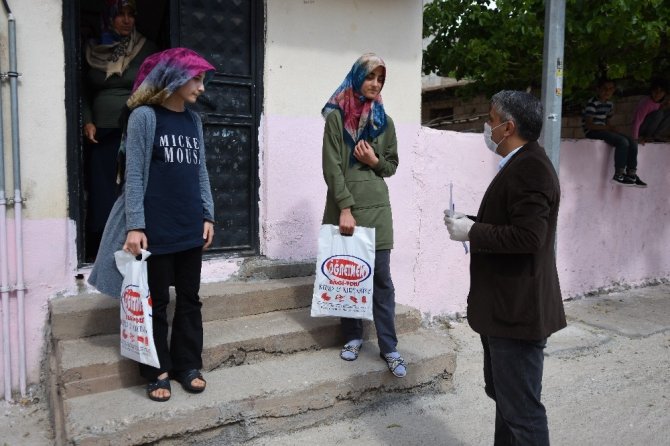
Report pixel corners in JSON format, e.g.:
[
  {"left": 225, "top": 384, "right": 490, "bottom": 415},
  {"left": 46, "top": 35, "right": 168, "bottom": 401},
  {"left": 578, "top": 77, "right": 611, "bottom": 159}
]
[{"left": 139, "top": 246, "right": 203, "bottom": 381}]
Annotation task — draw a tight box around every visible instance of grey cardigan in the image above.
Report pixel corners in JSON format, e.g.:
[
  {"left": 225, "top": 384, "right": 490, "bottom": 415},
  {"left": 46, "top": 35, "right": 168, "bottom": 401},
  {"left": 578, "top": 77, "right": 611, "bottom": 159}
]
[{"left": 88, "top": 105, "right": 215, "bottom": 298}]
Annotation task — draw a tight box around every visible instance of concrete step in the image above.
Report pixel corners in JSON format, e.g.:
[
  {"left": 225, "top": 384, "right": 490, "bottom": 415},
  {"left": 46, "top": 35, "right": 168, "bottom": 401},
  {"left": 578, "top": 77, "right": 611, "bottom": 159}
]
[
  {"left": 50, "top": 276, "right": 314, "bottom": 340},
  {"left": 238, "top": 258, "right": 316, "bottom": 280},
  {"left": 57, "top": 305, "right": 421, "bottom": 399},
  {"left": 62, "top": 329, "right": 456, "bottom": 446}
]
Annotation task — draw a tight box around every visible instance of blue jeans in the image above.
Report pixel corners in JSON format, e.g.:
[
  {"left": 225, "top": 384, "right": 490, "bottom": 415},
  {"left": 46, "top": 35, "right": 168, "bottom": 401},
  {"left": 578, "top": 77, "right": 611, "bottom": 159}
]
[
  {"left": 341, "top": 249, "right": 398, "bottom": 354},
  {"left": 585, "top": 130, "right": 638, "bottom": 171},
  {"left": 481, "top": 335, "right": 549, "bottom": 446}
]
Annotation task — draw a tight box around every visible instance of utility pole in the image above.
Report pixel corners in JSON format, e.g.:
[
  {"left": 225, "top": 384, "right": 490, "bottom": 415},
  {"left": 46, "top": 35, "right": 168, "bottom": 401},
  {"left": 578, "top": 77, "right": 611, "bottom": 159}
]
[{"left": 540, "top": 0, "right": 566, "bottom": 174}]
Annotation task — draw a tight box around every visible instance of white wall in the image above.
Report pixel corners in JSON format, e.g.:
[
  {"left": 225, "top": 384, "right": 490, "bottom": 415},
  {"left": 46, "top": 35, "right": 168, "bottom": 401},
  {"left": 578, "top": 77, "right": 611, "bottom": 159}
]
[
  {"left": 2, "top": 0, "right": 68, "bottom": 219},
  {"left": 264, "top": 0, "right": 421, "bottom": 122},
  {"left": 0, "top": 0, "right": 76, "bottom": 395},
  {"left": 261, "top": 0, "right": 424, "bottom": 311}
]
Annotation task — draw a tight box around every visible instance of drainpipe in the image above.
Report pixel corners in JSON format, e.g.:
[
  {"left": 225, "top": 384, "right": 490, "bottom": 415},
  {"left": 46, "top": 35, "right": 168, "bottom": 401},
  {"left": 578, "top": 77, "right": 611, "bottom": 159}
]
[
  {"left": 0, "top": 0, "right": 24, "bottom": 399},
  {"left": 6, "top": 5, "right": 26, "bottom": 398},
  {"left": 0, "top": 14, "right": 9, "bottom": 401}
]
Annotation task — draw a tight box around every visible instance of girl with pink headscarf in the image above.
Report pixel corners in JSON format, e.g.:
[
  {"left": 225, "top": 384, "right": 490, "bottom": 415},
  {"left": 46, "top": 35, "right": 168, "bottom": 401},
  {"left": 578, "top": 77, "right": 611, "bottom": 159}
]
[{"left": 89, "top": 48, "right": 216, "bottom": 402}]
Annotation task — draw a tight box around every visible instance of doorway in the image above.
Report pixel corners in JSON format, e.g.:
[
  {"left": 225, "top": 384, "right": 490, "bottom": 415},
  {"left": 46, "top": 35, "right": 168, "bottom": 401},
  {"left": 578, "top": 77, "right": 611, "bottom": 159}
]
[{"left": 65, "top": 0, "right": 263, "bottom": 266}]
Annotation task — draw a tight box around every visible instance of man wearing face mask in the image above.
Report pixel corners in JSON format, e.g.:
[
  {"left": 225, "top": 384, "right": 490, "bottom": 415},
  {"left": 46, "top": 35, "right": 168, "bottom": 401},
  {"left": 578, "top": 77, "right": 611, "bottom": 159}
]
[{"left": 444, "top": 90, "right": 566, "bottom": 446}]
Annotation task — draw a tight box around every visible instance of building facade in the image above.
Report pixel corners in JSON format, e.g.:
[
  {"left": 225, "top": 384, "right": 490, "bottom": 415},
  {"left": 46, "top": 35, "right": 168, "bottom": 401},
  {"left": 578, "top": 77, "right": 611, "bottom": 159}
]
[{"left": 0, "top": 0, "right": 668, "bottom": 398}]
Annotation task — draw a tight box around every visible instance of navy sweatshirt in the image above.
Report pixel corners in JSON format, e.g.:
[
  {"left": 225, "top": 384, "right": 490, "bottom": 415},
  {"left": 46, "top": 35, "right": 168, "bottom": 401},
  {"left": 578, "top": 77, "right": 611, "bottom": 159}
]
[{"left": 144, "top": 106, "right": 204, "bottom": 254}]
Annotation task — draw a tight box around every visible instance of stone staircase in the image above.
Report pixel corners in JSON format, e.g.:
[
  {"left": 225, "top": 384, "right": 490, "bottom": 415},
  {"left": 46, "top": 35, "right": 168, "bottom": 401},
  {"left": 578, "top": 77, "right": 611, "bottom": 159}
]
[{"left": 47, "top": 273, "right": 456, "bottom": 445}]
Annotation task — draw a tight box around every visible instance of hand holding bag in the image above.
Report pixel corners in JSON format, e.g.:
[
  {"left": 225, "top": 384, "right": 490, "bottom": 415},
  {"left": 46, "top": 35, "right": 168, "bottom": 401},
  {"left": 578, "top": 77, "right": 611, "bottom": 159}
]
[
  {"left": 311, "top": 224, "right": 375, "bottom": 321},
  {"left": 115, "top": 249, "right": 160, "bottom": 368}
]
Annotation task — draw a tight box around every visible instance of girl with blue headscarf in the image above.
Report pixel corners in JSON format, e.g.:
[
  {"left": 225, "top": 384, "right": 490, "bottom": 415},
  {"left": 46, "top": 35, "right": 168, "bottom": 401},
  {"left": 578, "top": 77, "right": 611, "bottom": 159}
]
[{"left": 320, "top": 53, "right": 406, "bottom": 378}]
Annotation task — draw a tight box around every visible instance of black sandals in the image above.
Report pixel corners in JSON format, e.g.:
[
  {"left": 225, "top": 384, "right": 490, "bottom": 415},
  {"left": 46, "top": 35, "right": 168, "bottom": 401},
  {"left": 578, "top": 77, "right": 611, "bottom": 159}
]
[
  {"left": 173, "top": 369, "right": 207, "bottom": 393},
  {"left": 146, "top": 376, "right": 171, "bottom": 402}
]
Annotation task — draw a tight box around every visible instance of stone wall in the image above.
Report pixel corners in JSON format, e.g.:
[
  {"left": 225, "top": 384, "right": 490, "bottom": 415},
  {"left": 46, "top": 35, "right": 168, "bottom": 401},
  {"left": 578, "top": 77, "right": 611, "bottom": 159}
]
[
  {"left": 423, "top": 90, "right": 645, "bottom": 139},
  {"left": 421, "top": 90, "right": 490, "bottom": 133}
]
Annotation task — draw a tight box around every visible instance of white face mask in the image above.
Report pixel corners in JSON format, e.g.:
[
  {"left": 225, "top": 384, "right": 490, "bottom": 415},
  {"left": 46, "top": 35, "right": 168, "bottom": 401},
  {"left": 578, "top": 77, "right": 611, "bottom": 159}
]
[{"left": 483, "top": 121, "right": 507, "bottom": 155}]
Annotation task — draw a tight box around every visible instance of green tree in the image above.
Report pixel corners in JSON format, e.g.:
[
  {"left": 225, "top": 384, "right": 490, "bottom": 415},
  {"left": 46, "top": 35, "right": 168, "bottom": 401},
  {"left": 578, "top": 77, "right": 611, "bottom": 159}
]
[{"left": 423, "top": 0, "right": 670, "bottom": 104}]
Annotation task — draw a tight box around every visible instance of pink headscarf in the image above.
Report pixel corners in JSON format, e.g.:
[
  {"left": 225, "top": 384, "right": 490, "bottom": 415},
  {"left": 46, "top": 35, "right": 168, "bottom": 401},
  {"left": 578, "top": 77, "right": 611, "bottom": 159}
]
[{"left": 126, "top": 47, "right": 215, "bottom": 109}]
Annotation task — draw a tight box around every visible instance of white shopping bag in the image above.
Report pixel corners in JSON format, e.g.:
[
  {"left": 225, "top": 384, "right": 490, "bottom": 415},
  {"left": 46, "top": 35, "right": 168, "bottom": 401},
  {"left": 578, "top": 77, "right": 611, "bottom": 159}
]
[
  {"left": 114, "top": 249, "right": 160, "bottom": 368},
  {"left": 311, "top": 224, "right": 375, "bottom": 320}
]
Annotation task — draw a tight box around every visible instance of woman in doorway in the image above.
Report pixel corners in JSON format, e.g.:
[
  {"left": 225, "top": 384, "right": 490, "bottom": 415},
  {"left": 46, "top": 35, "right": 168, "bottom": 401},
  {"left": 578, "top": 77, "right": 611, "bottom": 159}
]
[
  {"left": 82, "top": 0, "right": 157, "bottom": 261},
  {"left": 320, "top": 53, "right": 406, "bottom": 378},
  {"left": 89, "top": 48, "right": 216, "bottom": 402}
]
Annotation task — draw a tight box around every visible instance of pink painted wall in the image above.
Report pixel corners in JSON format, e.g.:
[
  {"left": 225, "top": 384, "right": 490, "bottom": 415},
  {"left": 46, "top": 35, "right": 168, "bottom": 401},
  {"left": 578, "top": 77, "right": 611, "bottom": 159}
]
[
  {"left": 0, "top": 219, "right": 75, "bottom": 391},
  {"left": 260, "top": 116, "right": 326, "bottom": 259},
  {"left": 556, "top": 139, "right": 670, "bottom": 294},
  {"left": 259, "top": 117, "right": 426, "bottom": 307},
  {"left": 409, "top": 133, "right": 670, "bottom": 315},
  {"left": 4, "top": 128, "right": 669, "bottom": 396},
  {"left": 261, "top": 121, "right": 670, "bottom": 316}
]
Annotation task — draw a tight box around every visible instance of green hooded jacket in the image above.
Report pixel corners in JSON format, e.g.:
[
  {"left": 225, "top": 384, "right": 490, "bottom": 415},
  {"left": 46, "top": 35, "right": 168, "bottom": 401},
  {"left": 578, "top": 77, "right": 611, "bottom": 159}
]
[{"left": 321, "top": 110, "right": 398, "bottom": 250}]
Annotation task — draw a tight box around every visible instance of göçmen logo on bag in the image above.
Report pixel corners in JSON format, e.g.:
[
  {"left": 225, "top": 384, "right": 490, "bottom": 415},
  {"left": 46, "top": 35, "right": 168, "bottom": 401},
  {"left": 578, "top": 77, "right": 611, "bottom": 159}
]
[{"left": 321, "top": 255, "right": 371, "bottom": 285}]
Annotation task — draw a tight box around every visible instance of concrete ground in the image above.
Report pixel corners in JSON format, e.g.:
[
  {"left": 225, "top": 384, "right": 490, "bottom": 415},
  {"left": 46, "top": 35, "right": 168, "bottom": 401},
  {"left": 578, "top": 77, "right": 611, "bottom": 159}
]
[{"left": 2, "top": 283, "right": 669, "bottom": 446}]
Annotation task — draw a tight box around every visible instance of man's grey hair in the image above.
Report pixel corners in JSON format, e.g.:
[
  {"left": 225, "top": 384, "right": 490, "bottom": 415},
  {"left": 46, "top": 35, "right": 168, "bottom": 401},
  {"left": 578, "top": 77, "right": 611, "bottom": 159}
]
[{"left": 491, "top": 90, "right": 543, "bottom": 142}]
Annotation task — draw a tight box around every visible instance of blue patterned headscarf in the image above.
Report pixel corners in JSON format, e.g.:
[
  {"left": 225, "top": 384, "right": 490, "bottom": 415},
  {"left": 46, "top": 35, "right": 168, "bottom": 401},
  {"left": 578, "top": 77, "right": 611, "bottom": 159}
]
[{"left": 322, "top": 53, "right": 387, "bottom": 164}]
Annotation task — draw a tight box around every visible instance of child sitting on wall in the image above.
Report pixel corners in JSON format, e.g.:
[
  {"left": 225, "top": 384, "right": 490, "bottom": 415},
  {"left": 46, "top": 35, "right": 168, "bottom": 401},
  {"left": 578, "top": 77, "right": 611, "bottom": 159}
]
[
  {"left": 582, "top": 78, "right": 647, "bottom": 188},
  {"left": 632, "top": 78, "right": 670, "bottom": 144}
]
